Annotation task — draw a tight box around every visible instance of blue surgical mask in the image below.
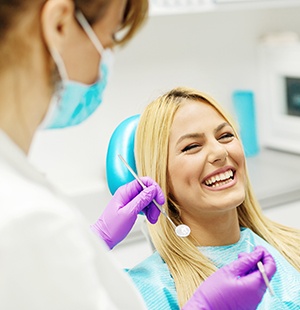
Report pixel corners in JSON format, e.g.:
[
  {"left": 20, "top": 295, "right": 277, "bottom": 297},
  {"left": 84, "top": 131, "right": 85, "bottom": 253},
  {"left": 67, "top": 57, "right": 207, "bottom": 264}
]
[{"left": 43, "top": 11, "right": 113, "bottom": 129}]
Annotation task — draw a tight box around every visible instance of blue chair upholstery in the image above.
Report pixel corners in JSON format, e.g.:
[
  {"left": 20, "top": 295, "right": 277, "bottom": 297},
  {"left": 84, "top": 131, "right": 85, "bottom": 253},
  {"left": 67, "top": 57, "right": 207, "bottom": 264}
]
[{"left": 106, "top": 114, "right": 140, "bottom": 195}]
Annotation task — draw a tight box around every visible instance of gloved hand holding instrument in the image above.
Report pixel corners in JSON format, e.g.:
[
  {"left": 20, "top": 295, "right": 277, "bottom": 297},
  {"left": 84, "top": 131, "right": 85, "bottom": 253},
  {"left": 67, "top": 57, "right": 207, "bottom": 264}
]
[
  {"left": 182, "top": 245, "right": 276, "bottom": 310},
  {"left": 91, "top": 176, "right": 164, "bottom": 249}
]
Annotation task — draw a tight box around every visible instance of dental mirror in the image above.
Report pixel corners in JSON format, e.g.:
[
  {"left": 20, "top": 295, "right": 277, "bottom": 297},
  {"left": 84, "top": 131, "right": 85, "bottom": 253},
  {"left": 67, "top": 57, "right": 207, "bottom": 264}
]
[{"left": 118, "top": 154, "right": 191, "bottom": 238}]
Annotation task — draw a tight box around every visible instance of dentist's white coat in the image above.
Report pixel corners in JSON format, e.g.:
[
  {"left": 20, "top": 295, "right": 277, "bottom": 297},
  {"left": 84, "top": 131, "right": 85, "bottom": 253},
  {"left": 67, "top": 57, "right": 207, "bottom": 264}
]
[{"left": 0, "top": 130, "right": 146, "bottom": 310}]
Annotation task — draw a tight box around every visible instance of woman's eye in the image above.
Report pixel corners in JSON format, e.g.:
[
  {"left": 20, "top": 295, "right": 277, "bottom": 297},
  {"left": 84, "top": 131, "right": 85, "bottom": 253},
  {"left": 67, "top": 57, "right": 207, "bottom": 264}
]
[
  {"left": 219, "top": 133, "right": 234, "bottom": 141},
  {"left": 182, "top": 144, "right": 200, "bottom": 153}
]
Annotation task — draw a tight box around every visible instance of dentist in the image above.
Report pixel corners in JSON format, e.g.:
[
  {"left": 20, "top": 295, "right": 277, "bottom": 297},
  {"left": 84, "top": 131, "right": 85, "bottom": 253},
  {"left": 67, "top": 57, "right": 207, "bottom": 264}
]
[{"left": 0, "top": 0, "right": 276, "bottom": 309}]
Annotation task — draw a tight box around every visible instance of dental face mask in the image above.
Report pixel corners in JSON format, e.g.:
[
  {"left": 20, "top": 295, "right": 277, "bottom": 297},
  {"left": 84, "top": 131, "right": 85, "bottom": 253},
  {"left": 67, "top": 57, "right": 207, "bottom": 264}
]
[{"left": 43, "top": 11, "right": 113, "bottom": 129}]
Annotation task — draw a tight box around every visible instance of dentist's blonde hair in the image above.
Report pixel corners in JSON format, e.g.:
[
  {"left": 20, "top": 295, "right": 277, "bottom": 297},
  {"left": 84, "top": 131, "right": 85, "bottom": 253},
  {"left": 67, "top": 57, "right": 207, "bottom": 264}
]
[{"left": 135, "top": 86, "right": 300, "bottom": 307}]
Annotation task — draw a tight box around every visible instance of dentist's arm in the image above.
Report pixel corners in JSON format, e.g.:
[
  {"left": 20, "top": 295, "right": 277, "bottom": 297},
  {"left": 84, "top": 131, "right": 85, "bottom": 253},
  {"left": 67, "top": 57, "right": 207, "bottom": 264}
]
[
  {"left": 91, "top": 177, "right": 164, "bottom": 249},
  {"left": 182, "top": 246, "right": 276, "bottom": 310}
]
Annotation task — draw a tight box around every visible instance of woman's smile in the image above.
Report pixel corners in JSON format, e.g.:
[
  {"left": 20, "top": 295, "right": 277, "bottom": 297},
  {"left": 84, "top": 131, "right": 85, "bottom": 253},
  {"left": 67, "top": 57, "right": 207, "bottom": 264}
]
[{"left": 202, "top": 166, "right": 237, "bottom": 191}]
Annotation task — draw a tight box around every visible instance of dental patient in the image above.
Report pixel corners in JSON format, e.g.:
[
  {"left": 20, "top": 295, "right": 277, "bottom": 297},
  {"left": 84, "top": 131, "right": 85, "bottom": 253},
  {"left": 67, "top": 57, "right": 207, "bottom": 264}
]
[{"left": 127, "top": 87, "right": 300, "bottom": 309}]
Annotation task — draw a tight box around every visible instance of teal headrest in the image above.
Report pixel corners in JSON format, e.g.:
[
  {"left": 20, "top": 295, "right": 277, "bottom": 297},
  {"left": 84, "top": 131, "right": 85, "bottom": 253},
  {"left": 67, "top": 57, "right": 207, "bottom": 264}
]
[{"left": 106, "top": 115, "right": 140, "bottom": 195}]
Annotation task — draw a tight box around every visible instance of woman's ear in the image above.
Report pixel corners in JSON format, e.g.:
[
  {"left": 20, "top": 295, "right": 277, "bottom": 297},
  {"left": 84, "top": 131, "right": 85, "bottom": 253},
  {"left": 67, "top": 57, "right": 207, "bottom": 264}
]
[{"left": 41, "top": 0, "right": 75, "bottom": 52}]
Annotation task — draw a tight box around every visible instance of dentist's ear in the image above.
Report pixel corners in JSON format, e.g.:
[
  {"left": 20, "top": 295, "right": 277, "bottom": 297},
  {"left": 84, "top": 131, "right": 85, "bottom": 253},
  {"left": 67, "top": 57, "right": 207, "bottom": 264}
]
[{"left": 41, "top": 0, "right": 75, "bottom": 53}]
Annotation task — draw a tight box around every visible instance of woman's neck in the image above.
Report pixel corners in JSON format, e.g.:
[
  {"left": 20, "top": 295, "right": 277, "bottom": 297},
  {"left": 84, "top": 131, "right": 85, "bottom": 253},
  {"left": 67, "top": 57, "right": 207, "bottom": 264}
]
[{"left": 185, "top": 209, "right": 240, "bottom": 246}]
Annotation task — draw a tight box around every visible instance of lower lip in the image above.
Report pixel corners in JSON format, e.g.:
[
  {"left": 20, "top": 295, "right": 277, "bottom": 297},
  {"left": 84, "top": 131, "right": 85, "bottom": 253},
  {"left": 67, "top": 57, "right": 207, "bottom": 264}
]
[{"left": 202, "top": 175, "right": 237, "bottom": 191}]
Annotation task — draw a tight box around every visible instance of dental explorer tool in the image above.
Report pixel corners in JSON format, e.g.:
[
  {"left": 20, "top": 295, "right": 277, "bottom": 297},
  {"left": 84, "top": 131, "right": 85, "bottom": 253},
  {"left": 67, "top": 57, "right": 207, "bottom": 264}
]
[
  {"left": 246, "top": 240, "right": 274, "bottom": 296},
  {"left": 118, "top": 154, "right": 191, "bottom": 238}
]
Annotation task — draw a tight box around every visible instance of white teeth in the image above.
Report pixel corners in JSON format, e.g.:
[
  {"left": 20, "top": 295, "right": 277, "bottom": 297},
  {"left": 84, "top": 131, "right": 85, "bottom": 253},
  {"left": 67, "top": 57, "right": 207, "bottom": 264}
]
[
  {"left": 211, "top": 179, "right": 231, "bottom": 187},
  {"left": 205, "top": 169, "right": 234, "bottom": 186}
]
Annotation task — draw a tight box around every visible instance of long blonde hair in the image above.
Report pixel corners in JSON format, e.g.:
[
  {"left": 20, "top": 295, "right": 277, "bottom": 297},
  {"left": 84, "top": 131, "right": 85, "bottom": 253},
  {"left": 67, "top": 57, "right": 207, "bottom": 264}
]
[{"left": 135, "top": 86, "right": 300, "bottom": 307}]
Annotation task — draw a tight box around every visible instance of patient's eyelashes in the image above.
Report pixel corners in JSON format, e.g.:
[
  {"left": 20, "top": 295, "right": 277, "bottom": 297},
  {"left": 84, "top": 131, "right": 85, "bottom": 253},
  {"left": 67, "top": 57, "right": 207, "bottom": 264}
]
[{"left": 182, "top": 144, "right": 202, "bottom": 153}]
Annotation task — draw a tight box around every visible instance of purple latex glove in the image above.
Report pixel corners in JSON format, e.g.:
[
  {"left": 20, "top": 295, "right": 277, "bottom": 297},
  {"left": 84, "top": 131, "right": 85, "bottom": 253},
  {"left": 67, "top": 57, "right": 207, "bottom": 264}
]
[
  {"left": 91, "top": 177, "right": 165, "bottom": 249},
  {"left": 182, "top": 246, "right": 276, "bottom": 310}
]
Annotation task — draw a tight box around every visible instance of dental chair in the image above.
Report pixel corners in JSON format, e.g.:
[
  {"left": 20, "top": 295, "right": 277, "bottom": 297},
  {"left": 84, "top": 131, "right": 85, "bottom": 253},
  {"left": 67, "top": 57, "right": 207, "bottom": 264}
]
[{"left": 106, "top": 114, "right": 155, "bottom": 252}]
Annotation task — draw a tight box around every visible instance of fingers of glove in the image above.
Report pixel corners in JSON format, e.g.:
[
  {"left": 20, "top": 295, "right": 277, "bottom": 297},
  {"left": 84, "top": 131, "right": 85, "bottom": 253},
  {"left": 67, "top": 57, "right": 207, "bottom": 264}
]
[
  {"left": 237, "top": 252, "right": 259, "bottom": 275},
  {"left": 122, "top": 185, "right": 161, "bottom": 217},
  {"left": 254, "top": 246, "right": 277, "bottom": 280},
  {"left": 114, "top": 177, "right": 165, "bottom": 205},
  {"left": 238, "top": 251, "right": 248, "bottom": 259},
  {"left": 228, "top": 247, "right": 266, "bottom": 277},
  {"left": 237, "top": 246, "right": 276, "bottom": 280},
  {"left": 114, "top": 179, "right": 144, "bottom": 205},
  {"left": 143, "top": 203, "right": 161, "bottom": 224},
  {"left": 237, "top": 252, "right": 257, "bottom": 275},
  {"left": 140, "top": 177, "right": 165, "bottom": 205}
]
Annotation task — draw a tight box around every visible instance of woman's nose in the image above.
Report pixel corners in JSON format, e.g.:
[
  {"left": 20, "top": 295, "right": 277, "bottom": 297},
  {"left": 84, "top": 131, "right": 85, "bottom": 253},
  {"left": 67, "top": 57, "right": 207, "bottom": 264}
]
[{"left": 207, "top": 141, "right": 228, "bottom": 164}]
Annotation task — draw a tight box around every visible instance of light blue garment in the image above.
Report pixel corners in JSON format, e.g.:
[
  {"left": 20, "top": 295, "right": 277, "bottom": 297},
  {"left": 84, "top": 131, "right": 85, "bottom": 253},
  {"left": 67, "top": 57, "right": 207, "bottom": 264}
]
[
  {"left": 126, "top": 252, "right": 179, "bottom": 310},
  {"left": 127, "top": 228, "right": 300, "bottom": 310}
]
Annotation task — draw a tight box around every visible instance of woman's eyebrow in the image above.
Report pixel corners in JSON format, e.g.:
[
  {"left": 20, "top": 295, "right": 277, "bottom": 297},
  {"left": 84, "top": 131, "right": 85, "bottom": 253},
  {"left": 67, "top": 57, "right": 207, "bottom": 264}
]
[
  {"left": 176, "top": 133, "right": 204, "bottom": 146},
  {"left": 214, "top": 122, "right": 230, "bottom": 133}
]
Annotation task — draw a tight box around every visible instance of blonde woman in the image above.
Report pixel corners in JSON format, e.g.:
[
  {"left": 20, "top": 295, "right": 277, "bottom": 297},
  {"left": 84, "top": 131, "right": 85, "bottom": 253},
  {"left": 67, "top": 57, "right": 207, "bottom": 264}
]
[{"left": 127, "top": 87, "right": 300, "bottom": 309}]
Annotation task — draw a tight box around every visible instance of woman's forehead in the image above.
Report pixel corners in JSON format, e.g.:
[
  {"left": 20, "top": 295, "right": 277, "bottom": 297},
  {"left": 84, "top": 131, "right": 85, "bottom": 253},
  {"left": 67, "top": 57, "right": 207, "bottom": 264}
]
[{"left": 174, "top": 99, "right": 223, "bottom": 124}]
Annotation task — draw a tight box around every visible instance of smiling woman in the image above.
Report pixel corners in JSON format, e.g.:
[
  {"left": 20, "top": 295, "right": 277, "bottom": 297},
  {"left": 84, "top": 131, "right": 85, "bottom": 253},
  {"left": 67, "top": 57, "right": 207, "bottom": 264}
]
[
  {"left": 167, "top": 99, "right": 246, "bottom": 235},
  {"left": 127, "top": 86, "right": 300, "bottom": 310}
]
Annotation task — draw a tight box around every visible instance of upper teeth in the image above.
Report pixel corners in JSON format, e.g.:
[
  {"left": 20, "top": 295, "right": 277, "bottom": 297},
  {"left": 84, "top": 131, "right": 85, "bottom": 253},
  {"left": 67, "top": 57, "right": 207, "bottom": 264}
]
[{"left": 205, "top": 170, "right": 233, "bottom": 185}]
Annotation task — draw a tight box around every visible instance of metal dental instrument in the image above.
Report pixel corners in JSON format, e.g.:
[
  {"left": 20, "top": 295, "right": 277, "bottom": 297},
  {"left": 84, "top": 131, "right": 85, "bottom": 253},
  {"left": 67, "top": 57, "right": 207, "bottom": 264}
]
[
  {"left": 246, "top": 240, "right": 274, "bottom": 296},
  {"left": 118, "top": 154, "right": 191, "bottom": 238}
]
